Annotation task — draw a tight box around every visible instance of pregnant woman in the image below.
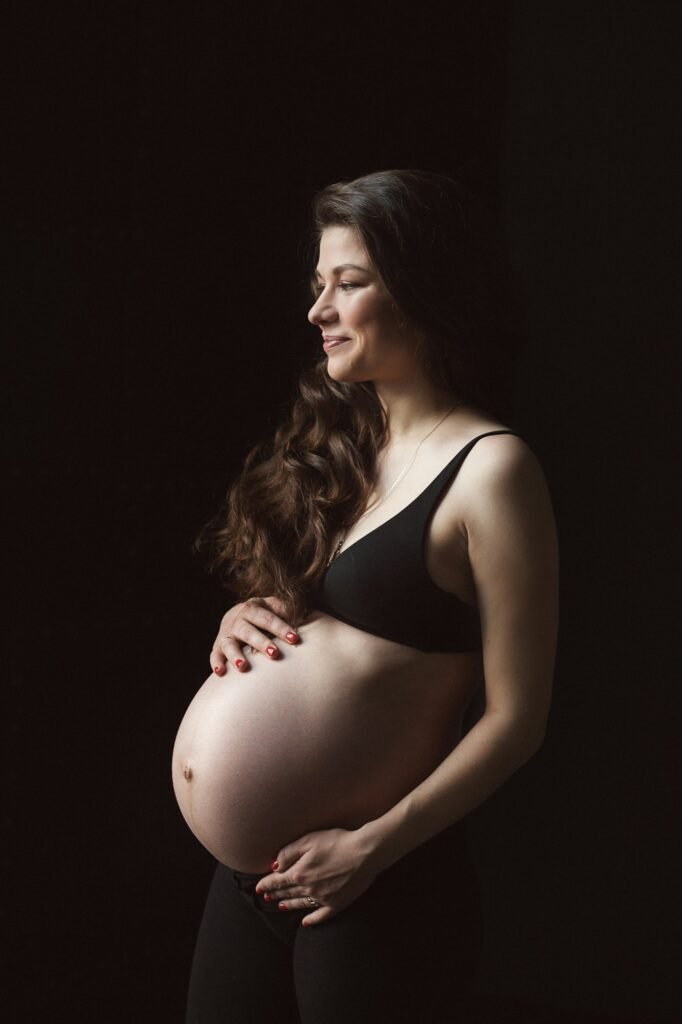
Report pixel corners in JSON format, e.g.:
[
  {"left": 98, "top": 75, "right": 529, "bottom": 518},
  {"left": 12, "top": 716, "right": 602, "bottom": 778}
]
[{"left": 172, "top": 168, "right": 559, "bottom": 1023}]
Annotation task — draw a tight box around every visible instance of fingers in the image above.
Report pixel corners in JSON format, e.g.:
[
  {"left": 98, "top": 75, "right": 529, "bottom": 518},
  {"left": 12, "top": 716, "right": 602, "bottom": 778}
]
[
  {"left": 210, "top": 596, "right": 301, "bottom": 675},
  {"left": 257, "top": 596, "right": 302, "bottom": 648},
  {"left": 209, "top": 646, "right": 228, "bottom": 675},
  {"left": 211, "top": 606, "right": 245, "bottom": 675},
  {"left": 259, "top": 884, "right": 318, "bottom": 906},
  {"left": 232, "top": 598, "right": 301, "bottom": 659},
  {"left": 301, "top": 905, "right": 331, "bottom": 926},
  {"left": 210, "top": 634, "right": 248, "bottom": 675},
  {"left": 254, "top": 868, "right": 327, "bottom": 923},
  {"left": 267, "top": 891, "right": 330, "bottom": 926}
]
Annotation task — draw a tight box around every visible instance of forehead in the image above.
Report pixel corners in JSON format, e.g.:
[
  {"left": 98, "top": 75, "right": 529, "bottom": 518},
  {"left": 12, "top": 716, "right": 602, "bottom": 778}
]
[{"left": 315, "top": 226, "right": 369, "bottom": 272}]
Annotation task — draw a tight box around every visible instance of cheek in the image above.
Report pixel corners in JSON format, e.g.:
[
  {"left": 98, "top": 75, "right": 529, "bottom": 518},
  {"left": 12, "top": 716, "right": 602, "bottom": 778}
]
[{"left": 349, "top": 292, "right": 386, "bottom": 323}]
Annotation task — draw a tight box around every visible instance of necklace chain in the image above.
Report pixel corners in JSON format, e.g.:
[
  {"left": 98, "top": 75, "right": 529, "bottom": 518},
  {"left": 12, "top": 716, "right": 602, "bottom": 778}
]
[{"left": 326, "top": 402, "right": 460, "bottom": 567}]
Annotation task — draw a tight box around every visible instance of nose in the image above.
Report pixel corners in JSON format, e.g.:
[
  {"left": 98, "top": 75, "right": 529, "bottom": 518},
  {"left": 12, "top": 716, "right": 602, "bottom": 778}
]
[{"left": 307, "top": 289, "right": 337, "bottom": 328}]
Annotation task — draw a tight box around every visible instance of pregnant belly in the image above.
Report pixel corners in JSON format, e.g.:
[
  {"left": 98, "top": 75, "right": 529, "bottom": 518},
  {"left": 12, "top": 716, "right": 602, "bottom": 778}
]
[{"left": 172, "top": 612, "right": 480, "bottom": 872}]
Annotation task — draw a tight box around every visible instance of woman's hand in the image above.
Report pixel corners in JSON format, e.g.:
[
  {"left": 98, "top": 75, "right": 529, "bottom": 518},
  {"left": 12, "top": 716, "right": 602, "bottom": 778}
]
[
  {"left": 210, "top": 595, "right": 300, "bottom": 675},
  {"left": 254, "top": 826, "right": 380, "bottom": 926}
]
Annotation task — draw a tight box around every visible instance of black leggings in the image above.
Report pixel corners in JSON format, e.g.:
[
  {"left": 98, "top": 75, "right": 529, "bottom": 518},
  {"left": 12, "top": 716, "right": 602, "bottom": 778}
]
[{"left": 185, "top": 819, "right": 483, "bottom": 1023}]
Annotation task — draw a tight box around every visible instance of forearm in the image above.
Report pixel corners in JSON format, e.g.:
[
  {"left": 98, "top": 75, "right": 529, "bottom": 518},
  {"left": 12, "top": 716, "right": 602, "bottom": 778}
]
[{"left": 357, "top": 710, "right": 544, "bottom": 875}]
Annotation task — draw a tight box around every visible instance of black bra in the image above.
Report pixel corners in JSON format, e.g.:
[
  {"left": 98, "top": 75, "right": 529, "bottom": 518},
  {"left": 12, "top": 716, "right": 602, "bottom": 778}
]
[{"left": 307, "top": 430, "right": 522, "bottom": 652}]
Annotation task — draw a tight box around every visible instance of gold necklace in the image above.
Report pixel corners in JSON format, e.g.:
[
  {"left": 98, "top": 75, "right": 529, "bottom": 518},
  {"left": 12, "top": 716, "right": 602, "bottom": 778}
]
[{"left": 326, "top": 402, "right": 460, "bottom": 567}]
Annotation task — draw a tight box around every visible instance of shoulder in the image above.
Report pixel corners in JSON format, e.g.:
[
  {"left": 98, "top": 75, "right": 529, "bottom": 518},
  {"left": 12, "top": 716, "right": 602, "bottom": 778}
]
[
  {"left": 455, "top": 430, "right": 549, "bottom": 514},
  {"left": 433, "top": 421, "right": 558, "bottom": 570},
  {"left": 461, "top": 427, "right": 533, "bottom": 470},
  {"left": 434, "top": 424, "right": 555, "bottom": 549},
  {"left": 432, "top": 421, "right": 545, "bottom": 522},
  {"left": 455, "top": 430, "right": 559, "bottom": 582}
]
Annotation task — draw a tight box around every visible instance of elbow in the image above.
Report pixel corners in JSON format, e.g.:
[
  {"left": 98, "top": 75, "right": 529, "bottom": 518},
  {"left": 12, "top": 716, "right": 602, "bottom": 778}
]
[
  {"left": 529, "top": 734, "right": 545, "bottom": 759},
  {"left": 517, "top": 706, "right": 549, "bottom": 760},
  {"left": 505, "top": 718, "right": 547, "bottom": 764},
  {"left": 524, "top": 725, "right": 547, "bottom": 760},
  {"left": 487, "top": 708, "right": 547, "bottom": 762}
]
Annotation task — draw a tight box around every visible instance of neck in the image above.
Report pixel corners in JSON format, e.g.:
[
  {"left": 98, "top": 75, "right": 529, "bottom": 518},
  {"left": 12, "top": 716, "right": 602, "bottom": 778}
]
[{"left": 374, "top": 378, "right": 460, "bottom": 444}]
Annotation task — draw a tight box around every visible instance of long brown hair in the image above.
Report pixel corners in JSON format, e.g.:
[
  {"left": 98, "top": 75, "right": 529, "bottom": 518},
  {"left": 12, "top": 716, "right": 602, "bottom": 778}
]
[{"left": 194, "top": 168, "right": 527, "bottom": 627}]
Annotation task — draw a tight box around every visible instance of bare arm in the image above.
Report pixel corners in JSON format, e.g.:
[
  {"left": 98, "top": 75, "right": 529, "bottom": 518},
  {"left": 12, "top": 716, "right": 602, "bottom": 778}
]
[{"left": 358, "top": 435, "right": 560, "bottom": 873}]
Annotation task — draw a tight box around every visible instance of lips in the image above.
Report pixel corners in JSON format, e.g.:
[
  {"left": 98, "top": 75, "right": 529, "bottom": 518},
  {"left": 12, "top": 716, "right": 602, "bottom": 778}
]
[{"left": 322, "top": 336, "right": 350, "bottom": 351}]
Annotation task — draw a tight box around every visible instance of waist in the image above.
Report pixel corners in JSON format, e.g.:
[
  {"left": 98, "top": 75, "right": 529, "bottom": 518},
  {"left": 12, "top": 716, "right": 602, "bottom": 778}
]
[{"left": 229, "top": 817, "right": 470, "bottom": 890}]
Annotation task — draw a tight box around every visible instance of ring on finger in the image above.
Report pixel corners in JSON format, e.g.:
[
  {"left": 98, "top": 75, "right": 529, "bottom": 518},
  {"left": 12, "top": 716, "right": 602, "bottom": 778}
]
[{"left": 276, "top": 894, "right": 320, "bottom": 908}]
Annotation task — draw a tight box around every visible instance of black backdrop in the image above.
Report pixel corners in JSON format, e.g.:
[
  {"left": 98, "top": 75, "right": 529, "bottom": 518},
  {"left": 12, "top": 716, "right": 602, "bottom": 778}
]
[{"left": 6, "top": 2, "right": 680, "bottom": 1021}]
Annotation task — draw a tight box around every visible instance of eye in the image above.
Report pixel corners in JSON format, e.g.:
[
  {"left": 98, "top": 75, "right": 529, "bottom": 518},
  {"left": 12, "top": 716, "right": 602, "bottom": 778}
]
[{"left": 312, "top": 282, "right": 358, "bottom": 296}]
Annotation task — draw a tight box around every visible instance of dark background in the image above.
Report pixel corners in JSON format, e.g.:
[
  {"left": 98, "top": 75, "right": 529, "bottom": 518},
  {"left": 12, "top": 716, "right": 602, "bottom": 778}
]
[{"left": 6, "top": 1, "right": 680, "bottom": 1021}]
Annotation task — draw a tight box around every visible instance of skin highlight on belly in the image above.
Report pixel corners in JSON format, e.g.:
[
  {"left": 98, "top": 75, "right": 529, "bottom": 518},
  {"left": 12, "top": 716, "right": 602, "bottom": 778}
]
[{"left": 171, "top": 611, "right": 482, "bottom": 872}]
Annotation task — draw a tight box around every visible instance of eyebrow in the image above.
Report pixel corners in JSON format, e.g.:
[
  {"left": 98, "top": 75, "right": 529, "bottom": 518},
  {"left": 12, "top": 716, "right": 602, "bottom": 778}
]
[{"left": 314, "top": 263, "right": 372, "bottom": 278}]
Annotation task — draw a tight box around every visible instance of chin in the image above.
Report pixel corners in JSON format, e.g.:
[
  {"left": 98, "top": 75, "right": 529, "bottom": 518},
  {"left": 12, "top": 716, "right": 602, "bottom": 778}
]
[
  {"left": 328, "top": 369, "right": 373, "bottom": 385},
  {"left": 326, "top": 357, "right": 372, "bottom": 384}
]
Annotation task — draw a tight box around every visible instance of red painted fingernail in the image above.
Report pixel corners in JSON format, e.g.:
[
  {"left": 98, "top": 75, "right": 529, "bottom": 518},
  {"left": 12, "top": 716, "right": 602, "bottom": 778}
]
[
  {"left": 235, "top": 658, "right": 244, "bottom": 669},
  {"left": 266, "top": 645, "right": 279, "bottom": 658},
  {"left": 213, "top": 665, "right": 223, "bottom": 675},
  {"left": 263, "top": 892, "right": 271, "bottom": 902},
  {"left": 270, "top": 860, "right": 279, "bottom": 871},
  {"left": 278, "top": 903, "right": 287, "bottom": 911},
  {"left": 285, "top": 631, "right": 299, "bottom": 643},
  {"left": 302, "top": 920, "right": 310, "bottom": 926}
]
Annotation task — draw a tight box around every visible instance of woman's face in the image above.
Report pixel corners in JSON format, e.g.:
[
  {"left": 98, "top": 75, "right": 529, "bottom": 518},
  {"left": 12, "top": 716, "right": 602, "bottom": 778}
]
[{"left": 308, "top": 226, "right": 422, "bottom": 384}]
